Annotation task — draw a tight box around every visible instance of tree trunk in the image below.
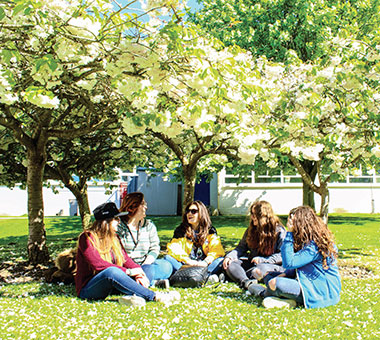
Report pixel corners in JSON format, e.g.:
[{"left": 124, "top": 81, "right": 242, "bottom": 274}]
[
  {"left": 302, "top": 182, "right": 315, "bottom": 208},
  {"left": 300, "top": 160, "right": 318, "bottom": 209},
  {"left": 182, "top": 164, "right": 197, "bottom": 212},
  {"left": 75, "top": 186, "right": 91, "bottom": 229},
  {"left": 319, "top": 184, "right": 330, "bottom": 224},
  {"left": 27, "top": 148, "right": 50, "bottom": 265},
  {"left": 61, "top": 175, "right": 92, "bottom": 229}
]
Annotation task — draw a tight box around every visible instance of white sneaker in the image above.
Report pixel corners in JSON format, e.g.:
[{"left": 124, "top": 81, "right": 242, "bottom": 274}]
[
  {"left": 118, "top": 295, "right": 146, "bottom": 307},
  {"left": 206, "top": 274, "right": 219, "bottom": 285},
  {"left": 155, "top": 291, "right": 181, "bottom": 305},
  {"left": 262, "top": 297, "right": 297, "bottom": 309}
]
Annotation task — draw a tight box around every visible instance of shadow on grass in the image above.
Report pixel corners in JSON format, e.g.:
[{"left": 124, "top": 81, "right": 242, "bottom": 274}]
[
  {"left": 338, "top": 247, "right": 373, "bottom": 259},
  {"left": 0, "top": 282, "right": 77, "bottom": 299},
  {"left": 45, "top": 217, "right": 83, "bottom": 236},
  {"left": 328, "top": 215, "right": 380, "bottom": 226},
  {"left": 209, "top": 290, "right": 261, "bottom": 307}
]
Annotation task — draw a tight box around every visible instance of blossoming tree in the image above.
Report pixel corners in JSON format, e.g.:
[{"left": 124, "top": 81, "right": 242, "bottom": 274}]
[
  {"left": 116, "top": 20, "right": 273, "bottom": 208},
  {"left": 0, "top": 0, "right": 187, "bottom": 263},
  {"left": 190, "top": 0, "right": 380, "bottom": 213},
  {"left": 238, "top": 39, "right": 380, "bottom": 220}
]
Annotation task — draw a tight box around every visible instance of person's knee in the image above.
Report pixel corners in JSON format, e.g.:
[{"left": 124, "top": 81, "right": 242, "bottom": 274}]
[
  {"left": 252, "top": 267, "right": 263, "bottom": 280},
  {"left": 268, "top": 278, "right": 277, "bottom": 291},
  {"left": 160, "top": 260, "right": 173, "bottom": 276},
  {"left": 103, "top": 266, "right": 127, "bottom": 280}
]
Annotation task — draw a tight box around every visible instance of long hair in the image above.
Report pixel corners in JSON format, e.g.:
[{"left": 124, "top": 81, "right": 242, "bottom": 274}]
[
  {"left": 119, "top": 192, "right": 144, "bottom": 223},
  {"left": 247, "top": 201, "right": 280, "bottom": 256},
  {"left": 83, "top": 218, "right": 125, "bottom": 266},
  {"left": 291, "top": 206, "right": 337, "bottom": 269},
  {"left": 183, "top": 201, "right": 211, "bottom": 247}
]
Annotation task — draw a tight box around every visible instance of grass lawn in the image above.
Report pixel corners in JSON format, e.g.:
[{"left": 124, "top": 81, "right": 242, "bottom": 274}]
[{"left": 0, "top": 214, "right": 379, "bottom": 339}]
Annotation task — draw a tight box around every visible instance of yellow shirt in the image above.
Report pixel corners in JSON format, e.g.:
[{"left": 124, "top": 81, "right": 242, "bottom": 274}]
[{"left": 167, "top": 232, "right": 225, "bottom": 265}]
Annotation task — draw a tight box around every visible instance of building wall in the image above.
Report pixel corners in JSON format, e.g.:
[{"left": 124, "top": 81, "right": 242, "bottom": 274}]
[
  {"left": 2, "top": 172, "right": 378, "bottom": 216},
  {"left": 135, "top": 170, "right": 179, "bottom": 215},
  {"left": 0, "top": 185, "right": 118, "bottom": 217},
  {"left": 218, "top": 181, "right": 380, "bottom": 215}
]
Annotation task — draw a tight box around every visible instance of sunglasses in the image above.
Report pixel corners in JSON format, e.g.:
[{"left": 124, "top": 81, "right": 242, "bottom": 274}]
[{"left": 186, "top": 208, "right": 199, "bottom": 215}]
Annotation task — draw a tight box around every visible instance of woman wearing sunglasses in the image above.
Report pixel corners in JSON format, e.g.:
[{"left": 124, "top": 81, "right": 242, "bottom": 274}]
[
  {"left": 223, "top": 200, "right": 286, "bottom": 290},
  {"left": 117, "top": 192, "right": 173, "bottom": 288},
  {"left": 75, "top": 202, "right": 180, "bottom": 306},
  {"left": 165, "top": 201, "right": 225, "bottom": 282}
]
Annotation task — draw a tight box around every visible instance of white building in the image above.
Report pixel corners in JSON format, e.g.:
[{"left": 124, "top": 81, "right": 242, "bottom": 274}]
[{"left": 1, "top": 168, "right": 379, "bottom": 216}]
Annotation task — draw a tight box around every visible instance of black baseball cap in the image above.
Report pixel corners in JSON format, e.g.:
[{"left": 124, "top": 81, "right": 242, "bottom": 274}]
[{"left": 93, "top": 202, "right": 129, "bottom": 221}]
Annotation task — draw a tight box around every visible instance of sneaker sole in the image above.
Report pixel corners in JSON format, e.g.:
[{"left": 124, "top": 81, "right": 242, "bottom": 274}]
[
  {"left": 262, "top": 297, "right": 297, "bottom": 309},
  {"left": 118, "top": 295, "right": 146, "bottom": 307}
]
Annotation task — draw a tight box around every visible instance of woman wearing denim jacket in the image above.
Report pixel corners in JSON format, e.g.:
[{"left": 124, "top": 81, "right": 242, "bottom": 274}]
[{"left": 249, "top": 206, "right": 341, "bottom": 309}]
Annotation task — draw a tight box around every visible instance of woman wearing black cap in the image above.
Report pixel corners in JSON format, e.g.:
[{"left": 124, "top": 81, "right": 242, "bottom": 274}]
[{"left": 75, "top": 202, "right": 180, "bottom": 306}]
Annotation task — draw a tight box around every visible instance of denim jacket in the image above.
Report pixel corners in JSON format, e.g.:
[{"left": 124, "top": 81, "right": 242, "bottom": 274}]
[{"left": 281, "top": 232, "right": 341, "bottom": 309}]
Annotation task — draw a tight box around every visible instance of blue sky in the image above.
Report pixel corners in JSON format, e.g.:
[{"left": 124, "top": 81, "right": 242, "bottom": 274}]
[{"left": 118, "top": 0, "right": 202, "bottom": 17}]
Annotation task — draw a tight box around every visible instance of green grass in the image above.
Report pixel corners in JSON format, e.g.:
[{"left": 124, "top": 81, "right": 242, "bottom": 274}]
[{"left": 0, "top": 214, "right": 379, "bottom": 339}]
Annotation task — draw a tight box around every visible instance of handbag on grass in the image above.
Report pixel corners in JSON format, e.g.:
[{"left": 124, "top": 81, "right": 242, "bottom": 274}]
[{"left": 169, "top": 265, "right": 209, "bottom": 288}]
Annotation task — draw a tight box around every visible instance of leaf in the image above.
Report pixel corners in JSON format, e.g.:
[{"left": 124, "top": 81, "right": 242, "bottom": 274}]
[{"left": 0, "top": 7, "right": 5, "bottom": 21}]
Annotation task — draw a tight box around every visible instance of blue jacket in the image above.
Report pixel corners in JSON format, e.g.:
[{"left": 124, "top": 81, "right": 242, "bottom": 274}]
[{"left": 281, "top": 232, "right": 341, "bottom": 309}]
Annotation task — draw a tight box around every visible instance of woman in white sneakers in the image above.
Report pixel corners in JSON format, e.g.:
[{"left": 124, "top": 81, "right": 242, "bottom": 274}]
[
  {"left": 249, "top": 206, "right": 341, "bottom": 309},
  {"left": 75, "top": 202, "right": 180, "bottom": 306}
]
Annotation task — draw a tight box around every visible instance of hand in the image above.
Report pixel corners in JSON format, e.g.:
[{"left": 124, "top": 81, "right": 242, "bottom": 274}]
[
  {"left": 129, "top": 267, "right": 145, "bottom": 277},
  {"left": 251, "top": 257, "right": 260, "bottom": 265},
  {"left": 142, "top": 255, "right": 155, "bottom": 266},
  {"left": 223, "top": 257, "right": 232, "bottom": 270},
  {"left": 287, "top": 215, "right": 294, "bottom": 231},
  {"left": 187, "top": 259, "right": 201, "bottom": 266},
  {"left": 135, "top": 273, "right": 150, "bottom": 288},
  {"left": 197, "top": 260, "right": 208, "bottom": 267}
]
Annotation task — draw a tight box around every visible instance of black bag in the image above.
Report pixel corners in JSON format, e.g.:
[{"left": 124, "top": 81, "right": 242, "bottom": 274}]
[{"left": 169, "top": 265, "right": 209, "bottom": 288}]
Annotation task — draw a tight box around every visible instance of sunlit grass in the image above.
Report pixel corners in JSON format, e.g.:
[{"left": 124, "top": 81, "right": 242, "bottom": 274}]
[{"left": 0, "top": 214, "right": 379, "bottom": 339}]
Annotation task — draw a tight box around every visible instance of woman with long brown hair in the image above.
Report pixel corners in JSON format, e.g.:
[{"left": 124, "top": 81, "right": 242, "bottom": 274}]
[
  {"left": 75, "top": 202, "right": 180, "bottom": 306},
  {"left": 117, "top": 192, "right": 172, "bottom": 287},
  {"left": 165, "top": 201, "right": 225, "bottom": 281},
  {"left": 248, "top": 206, "right": 341, "bottom": 309},
  {"left": 223, "top": 200, "right": 286, "bottom": 290}
]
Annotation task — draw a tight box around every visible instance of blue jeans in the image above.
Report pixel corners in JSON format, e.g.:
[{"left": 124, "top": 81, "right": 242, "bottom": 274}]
[
  {"left": 141, "top": 259, "right": 173, "bottom": 285},
  {"left": 79, "top": 267, "right": 156, "bottom": 301},
  {"left": 164, "top": 255, "right": 224, "bottom": 275},
  {"left": 263, "top": 271, "right": 304, "bottom": 304}
]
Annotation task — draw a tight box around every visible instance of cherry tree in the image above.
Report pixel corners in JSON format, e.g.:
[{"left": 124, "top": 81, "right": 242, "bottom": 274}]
[
  {"left": 0, "top": 0, "right": 186, "bottom": 263},
  {"left": 115, "top": 20, "right": 271, "bottom": 208},
  {"left": 238, "top": 39, "right": 380, "bottom": 220}
]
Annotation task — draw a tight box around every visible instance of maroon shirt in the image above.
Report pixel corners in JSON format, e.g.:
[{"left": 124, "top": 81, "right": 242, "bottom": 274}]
[{"left": 75, "top": 232, "right": 140, "bottom": 296}]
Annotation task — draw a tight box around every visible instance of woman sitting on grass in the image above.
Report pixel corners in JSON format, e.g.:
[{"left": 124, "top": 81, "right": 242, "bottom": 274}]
[
  {"left": 117, "top": 192, "right": 172, "bottom": 288},
  {"left": 75, "top": 202, "right": 180, "bottom": 306},
  {"left": 165, "top": 200, "right": 225, "bottom": 283},
  {"left": 223, "top": 200, "right": 286, "bottom": 290},
  {"left": 249, "top": 206, "right": 341, "bottom": 309}
]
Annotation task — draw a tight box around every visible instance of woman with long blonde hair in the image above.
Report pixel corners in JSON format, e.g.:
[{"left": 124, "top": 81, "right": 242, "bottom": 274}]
[
  {"left": 249, "top": 206, "right": 341, "bottom": 309},
  {"left": 223, "top": 200, "right": 286, "bottom": 290},
  {"left": 75, "top": 202, "right": 180, "bottom": 306}
]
